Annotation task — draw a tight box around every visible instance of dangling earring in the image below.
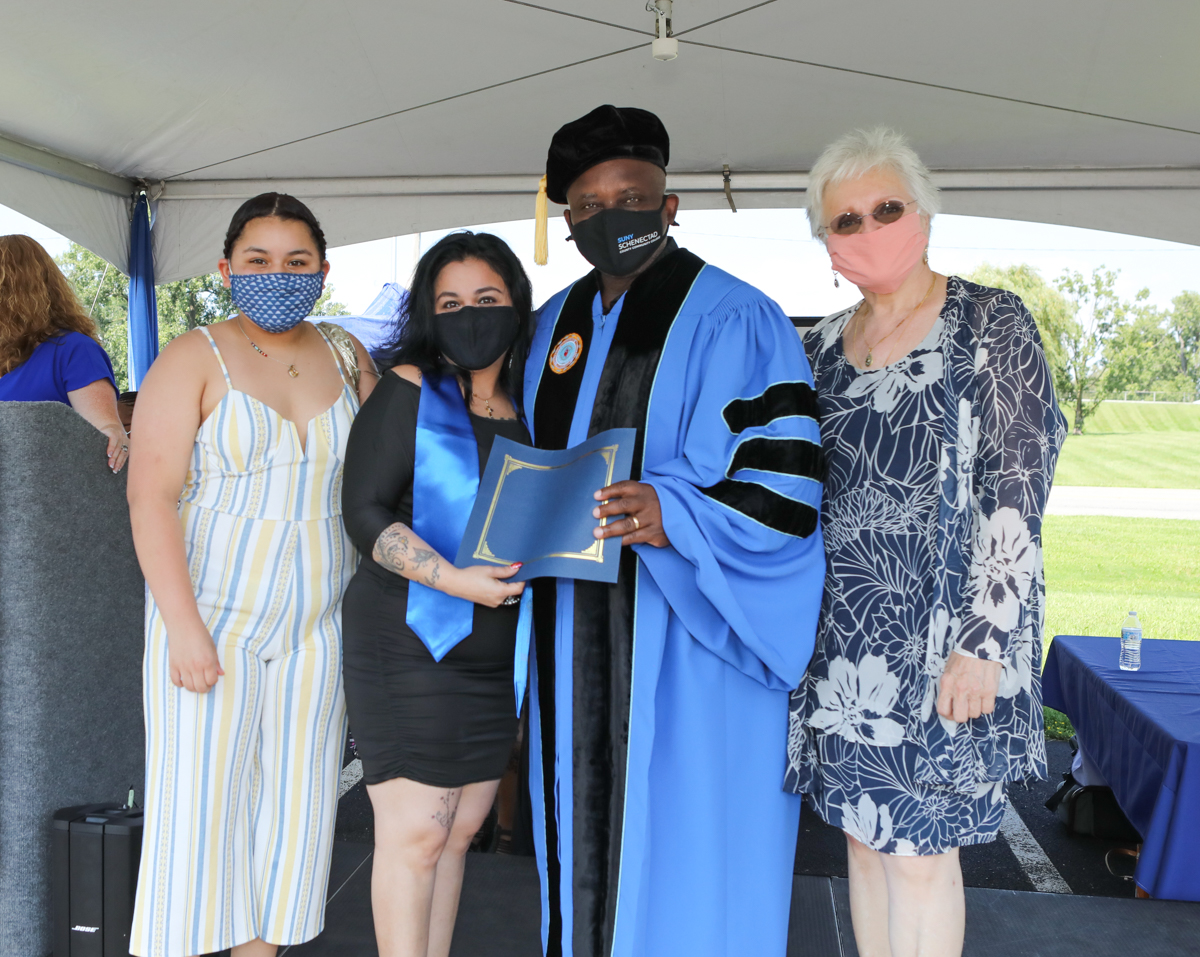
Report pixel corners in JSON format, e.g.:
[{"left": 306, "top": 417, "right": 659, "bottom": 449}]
[
  {"left": 923, "top": 248, "right": 929, "bottom": 265},
  {"left": 832, "top": 268, "right": 839, "bottom": 288}
]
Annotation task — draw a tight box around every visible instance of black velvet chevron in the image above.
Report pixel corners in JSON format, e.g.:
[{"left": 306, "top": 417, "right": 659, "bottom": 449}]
[
  {"left": 529, "top": 241, "right": 705, "bottom": 957},
  {"left": 726, "top": 436, "right": 824, "bottom": 482},
  {"left": 723, "top": 380, "right": 819, "bottom": 433},
  {"left": 702, "top": 478, "right": 819, "bottom": 538}
]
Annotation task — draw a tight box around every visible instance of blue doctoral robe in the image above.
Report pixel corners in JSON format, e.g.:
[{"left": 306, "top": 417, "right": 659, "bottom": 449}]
[{"left": 523, "top": 242, "right": 826, "bottom": 957}]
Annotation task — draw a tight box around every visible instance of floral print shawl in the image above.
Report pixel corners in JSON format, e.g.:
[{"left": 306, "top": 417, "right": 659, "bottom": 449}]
[{"left": 786, "top": 277, "right": 1068, "bottom": 796}]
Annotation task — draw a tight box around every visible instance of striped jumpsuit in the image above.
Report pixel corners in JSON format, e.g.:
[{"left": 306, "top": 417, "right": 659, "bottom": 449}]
[{"left": 131, "top": 328, "right": 357, "bottom": 956}]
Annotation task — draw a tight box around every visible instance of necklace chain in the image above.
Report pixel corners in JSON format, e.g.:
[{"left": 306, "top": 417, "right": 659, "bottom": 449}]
[
  {"left": 237, "top": 317, "right": 299, "bottom": 378},
  {"left": 474, "top": 390, "right": 496, "bottom": 418},
  {"left": 856, "top": 274, "right": 938, "bottom": 369}
]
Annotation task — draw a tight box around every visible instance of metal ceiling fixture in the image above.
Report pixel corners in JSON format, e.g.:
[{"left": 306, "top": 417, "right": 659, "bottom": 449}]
[{"left": 647, "top": 1, "right": 678, "bottom": 60}]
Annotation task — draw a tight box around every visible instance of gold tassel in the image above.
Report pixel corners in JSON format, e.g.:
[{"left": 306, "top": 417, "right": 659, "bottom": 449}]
[{"left": 534, "top": 175, "right": 549, "bottom": 266}]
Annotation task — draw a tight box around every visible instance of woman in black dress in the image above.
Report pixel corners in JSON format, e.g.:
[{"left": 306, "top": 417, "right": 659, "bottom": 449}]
[{"left": 341, "top": 232, "right": 532, "bottom": 957}]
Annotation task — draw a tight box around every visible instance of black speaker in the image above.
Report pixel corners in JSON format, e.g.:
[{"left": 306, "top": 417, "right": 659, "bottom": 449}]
[{"left": 52, "top": 803, "right": 143, "bottom": 957}]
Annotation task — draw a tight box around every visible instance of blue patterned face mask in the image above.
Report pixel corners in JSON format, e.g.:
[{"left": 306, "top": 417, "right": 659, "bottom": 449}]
[{"left": 229, "top": 271, "right": 325, "bottom": 333}]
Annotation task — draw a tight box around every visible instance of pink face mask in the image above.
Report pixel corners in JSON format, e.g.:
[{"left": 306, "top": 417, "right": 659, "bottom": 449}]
[{"left": 825, "top": 211, "right": 927, "bottom": 295}]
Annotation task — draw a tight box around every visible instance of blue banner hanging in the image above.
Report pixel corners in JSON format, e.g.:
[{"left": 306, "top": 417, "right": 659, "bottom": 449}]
[{"left": 126, "top": 192, "right": 158, "bottom": 389}]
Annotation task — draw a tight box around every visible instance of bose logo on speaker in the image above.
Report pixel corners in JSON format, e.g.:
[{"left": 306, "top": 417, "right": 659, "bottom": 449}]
[{"left": 72, "top": 925, "right": 99, "bottom": 933}]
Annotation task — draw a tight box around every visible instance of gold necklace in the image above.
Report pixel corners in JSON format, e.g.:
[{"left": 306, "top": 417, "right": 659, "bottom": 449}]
[
  {"left": 857, "top": 274, "right": 937, "bottom": 368},
  {"left": 237, "top": 317, "right": 299, "bottom": 378},
  {"left": 474, "top": 391, "right": 496, "bottom": 418}
]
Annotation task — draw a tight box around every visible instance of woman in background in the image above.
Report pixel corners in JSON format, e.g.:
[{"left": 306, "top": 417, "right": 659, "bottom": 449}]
[
  {"left": 786, "top": 128, "right": 1065, "bottom": 957},
  {"left": 128, "top": 193, "right": 377, "bottom": 957},
  {"left": 341, "top": 231, "right": 533, "bottom": 957},
  {"left": 0, "top": 234, "right": 127, "bottom": 471}
]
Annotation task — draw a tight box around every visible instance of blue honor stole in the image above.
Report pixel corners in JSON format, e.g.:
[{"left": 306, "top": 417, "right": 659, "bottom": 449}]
[{"left": 406, "top": 372, "right": 532, "bottom": 713}]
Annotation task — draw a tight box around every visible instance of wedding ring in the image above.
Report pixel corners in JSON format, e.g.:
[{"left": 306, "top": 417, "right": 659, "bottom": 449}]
[
  {"left": 121, "top": 445, "right": 129, "bottom": 451},
  {"left": 631, "top": 515, "right": 641, "bottom": 531},
  {"left": 503, "top": 595, "right": 520, "bottom": 606}
]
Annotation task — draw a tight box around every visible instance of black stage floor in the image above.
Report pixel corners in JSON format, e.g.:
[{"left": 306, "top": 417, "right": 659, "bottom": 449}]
[
  {"left": 202, "top": 739, "right": 1198, "bottom": 956},
  {"left": 280, "top": 847, "right": 1200, "bottom": 957}
]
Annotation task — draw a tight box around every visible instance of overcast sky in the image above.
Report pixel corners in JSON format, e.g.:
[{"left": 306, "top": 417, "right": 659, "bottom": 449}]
[{"left": 4, "top": 202, "right": 1198, "bottom": 319}]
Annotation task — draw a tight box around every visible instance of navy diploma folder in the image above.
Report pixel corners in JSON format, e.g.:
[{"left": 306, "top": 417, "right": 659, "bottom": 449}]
[{"left": 453, "top": 428, "right": 636, "bottom": 583}]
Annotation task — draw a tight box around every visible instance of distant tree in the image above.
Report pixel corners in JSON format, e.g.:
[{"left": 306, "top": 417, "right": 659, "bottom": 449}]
[
  {"left": 966, "top": 263, "right": 1072, "bottom": 376},
  {"left": 1054, "top": 268, "right": 1132, "bottom": 434},
  {"left": 313, "top": 287, "right": 350, "bottom": 317},
  {"left": 1103, "top": 304, "right": 1193, "bottom": 398},
  {"left": 1167, "top": 291, "right": 1200, "bottom": 392},
  {"left": 155, "top": 273, "right": 236, "bottom": 341},
  {"left": 55, "top": 243, "right": 350, "bottom": 389},
  {"left": 55, "top": 244, "right": 130, "bottom": 387}
]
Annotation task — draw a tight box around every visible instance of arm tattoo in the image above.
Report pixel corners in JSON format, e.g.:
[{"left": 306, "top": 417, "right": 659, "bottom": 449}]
[
  {"left": 372, "top": 523, "right": 412, "bottom": 574},
  {"left": 372, "top": 525, "right": 444, "bottom": 588},
  {"left": 412, "top": 547, "right": 441, "bottom": 588}
]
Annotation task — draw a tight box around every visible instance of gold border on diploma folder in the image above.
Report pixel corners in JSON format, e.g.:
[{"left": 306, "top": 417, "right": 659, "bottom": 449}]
[{"left": 471, "top": 444, "right": 620, "bottom": 566}]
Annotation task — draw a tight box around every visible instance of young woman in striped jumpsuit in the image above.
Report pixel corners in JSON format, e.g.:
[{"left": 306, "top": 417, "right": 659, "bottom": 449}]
[{"left": 126, "top": 194, "right": 377, "bottom": 957}]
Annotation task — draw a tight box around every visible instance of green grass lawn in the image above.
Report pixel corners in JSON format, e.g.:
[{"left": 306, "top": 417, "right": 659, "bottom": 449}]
[
  {"left": 1040, "top": 403, "right": 1199, "bottom": 736},
  {"left": 1056, "top": 401, "right": 1200, "bottom": 488},
  {"left": 1043, "top": 515, "right": 1200, "bottom": 645},
  {"left": 1076, "top": 401, "right": 1200, "bottom": 433},
  {"left": 1042, "top": 514, "right": 1200, "bottom": 738},
  {"left": 1054, "top": 432, "right": 1200, "bottom": 488}
]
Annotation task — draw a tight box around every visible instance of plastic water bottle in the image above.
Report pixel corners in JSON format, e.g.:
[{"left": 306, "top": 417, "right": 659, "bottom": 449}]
[{"left": 1119, "top": 611, "right": 1142, "bottom": 671}]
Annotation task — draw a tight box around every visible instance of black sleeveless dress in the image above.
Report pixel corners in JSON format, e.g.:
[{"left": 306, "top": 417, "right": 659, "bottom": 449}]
[{"left": 341, "top": 373, "right": 528, "bottom": 788}]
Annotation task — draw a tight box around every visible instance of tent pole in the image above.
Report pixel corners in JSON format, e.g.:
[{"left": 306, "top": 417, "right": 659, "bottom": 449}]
[{"left": 0, "top": 131, "right": 131, "bottom": 196}]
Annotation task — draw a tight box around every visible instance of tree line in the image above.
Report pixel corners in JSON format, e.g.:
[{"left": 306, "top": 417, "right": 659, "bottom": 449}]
[
  {"left": 967, "top": 264, "right": 1200, "bottom": 433},
  {"left": 55, "top": 243, "right": 349, "bottom": 391},
  {"left": 53, "top": 242, "right": 1199, "bottom": 428}
]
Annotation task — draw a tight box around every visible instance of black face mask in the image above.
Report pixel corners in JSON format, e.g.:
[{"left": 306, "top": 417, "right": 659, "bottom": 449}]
[
  {"left": 569, "top": 201, "right": 668, "bottom": 277},
  {"left": 436, "top": 305, "right": 521, "bottom": 371}
]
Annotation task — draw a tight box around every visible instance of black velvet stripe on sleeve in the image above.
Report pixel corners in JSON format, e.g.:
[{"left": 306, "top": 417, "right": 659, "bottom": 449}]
[
  {"left": 726, "top": 436, "right": 824, "bottom": 483},
  {"left": 702, "top": 478, "right": 819, "bottom": 538},
  {"left": 722, "top": 380, "right": 819, "bottom": 434}
]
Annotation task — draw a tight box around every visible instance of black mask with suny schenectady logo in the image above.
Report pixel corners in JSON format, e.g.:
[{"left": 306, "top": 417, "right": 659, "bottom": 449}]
[{"left": 569, "top": 200, "right": 668, "bottom": 277}]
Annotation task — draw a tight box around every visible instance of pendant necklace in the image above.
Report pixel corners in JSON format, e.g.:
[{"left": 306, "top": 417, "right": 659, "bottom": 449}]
[
  {"left": 237, "top": 317, "right": 299, "bottom": 377},
  {"left": 857, "top": 273, "right": 937, "bottom": 368},
  {"left": 474, "top": 391, "right": 496, "bottom": 418}
]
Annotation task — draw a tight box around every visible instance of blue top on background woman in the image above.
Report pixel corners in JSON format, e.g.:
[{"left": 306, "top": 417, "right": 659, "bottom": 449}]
[{"left": 0, "top": 234, "right": 127, "bottom": 472}]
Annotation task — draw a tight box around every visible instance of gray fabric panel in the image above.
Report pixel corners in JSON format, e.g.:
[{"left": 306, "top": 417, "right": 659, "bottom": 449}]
[{"left": 0, "top": 401, "right": 144, "bottom": 957}]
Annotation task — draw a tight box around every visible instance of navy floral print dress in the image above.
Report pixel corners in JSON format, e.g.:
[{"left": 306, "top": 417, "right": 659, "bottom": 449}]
[{"left": 785, "top": 277, "right": 1066, "bottom": 855}]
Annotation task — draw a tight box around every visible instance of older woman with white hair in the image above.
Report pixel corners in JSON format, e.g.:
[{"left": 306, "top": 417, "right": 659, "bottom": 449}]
[{"left": 785, "top": 128, "right": 1066, "bottom": 957}]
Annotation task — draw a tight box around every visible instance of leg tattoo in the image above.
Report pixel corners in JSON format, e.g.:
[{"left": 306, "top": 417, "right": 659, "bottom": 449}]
[{"left": 433, "top": 790, "right": 459, "bottom": 830}]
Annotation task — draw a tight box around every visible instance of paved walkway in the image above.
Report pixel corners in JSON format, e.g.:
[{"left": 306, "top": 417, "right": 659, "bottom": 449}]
[{"left": 1047, "top": 486, "right": 1200, "bottom": 519}]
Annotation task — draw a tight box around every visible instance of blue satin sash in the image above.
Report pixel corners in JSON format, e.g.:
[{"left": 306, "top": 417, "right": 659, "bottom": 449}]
[{"left": 406, "top": 372, "right": 532, "bottom": 713}]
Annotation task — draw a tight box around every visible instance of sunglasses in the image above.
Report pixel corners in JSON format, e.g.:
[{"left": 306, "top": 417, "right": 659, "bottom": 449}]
[{"left": 826, "top": 200, "right": 916, "bottom": 236}]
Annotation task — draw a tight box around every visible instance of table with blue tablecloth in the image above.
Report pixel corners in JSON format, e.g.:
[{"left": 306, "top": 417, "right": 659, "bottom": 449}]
[{"left": 1042, "top": 636, "right": 1200, "bottom": 901}]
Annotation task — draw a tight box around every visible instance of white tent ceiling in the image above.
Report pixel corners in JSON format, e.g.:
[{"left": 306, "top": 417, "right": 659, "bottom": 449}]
[{"left": 2, "top": 0, "right": 1199, "bottom": 282}]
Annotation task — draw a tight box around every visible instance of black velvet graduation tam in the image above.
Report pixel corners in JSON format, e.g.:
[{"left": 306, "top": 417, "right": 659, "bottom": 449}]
[{"left": 545, "top": 105, "right": 670, "bottom": 204}]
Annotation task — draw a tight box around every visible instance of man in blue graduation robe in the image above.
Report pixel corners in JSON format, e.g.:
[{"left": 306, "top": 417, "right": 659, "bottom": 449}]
[{"left": 523, "top": 105, "right": 825, "bottom": 957}]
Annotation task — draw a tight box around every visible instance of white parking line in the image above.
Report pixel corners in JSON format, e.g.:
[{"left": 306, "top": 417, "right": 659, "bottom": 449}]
[
  {"left": 338, "top": 758, "right": 363, "bottom": 799},
  {"left": 1000, "top": 804, "right": 1072, "bottom": 894}
]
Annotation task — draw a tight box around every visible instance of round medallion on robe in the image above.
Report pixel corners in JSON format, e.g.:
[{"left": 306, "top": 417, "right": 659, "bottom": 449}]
[{"left": 549, "top": 333, "right": 584, "bottom": 374}]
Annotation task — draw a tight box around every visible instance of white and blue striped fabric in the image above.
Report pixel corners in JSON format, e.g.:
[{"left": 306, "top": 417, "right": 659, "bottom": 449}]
[{"left": 131, "top": 327, "right": 358, "bottom": 956}]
